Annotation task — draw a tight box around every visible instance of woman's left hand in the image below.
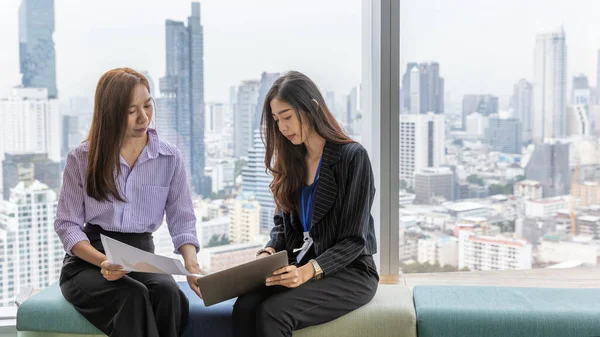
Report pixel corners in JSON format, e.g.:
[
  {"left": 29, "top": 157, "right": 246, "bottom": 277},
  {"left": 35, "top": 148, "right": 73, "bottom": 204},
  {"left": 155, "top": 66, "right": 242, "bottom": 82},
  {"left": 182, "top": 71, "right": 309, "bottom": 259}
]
[
  {"left": 184, "top": 259, "right": 206, "bottom": 298},
  {"left": 266, "top": 264, "right": 314, "bottom": 288}
]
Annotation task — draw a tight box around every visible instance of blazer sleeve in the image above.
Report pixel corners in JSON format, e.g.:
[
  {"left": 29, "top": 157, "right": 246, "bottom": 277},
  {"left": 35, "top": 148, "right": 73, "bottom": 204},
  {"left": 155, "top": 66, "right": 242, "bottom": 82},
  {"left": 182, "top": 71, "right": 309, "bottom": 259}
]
[
  {"left": 265, "top": 210, "right": 286, "bottom": 251},
  {"left": 315, "top": 146, "right": 375, "bottom": 276}
]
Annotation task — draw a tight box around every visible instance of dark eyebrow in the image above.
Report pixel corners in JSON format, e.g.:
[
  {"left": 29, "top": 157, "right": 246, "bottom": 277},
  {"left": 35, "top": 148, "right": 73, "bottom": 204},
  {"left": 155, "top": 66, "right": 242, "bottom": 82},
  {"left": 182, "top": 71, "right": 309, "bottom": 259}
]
[
  {"left": 130, "top": 97, "right": 152, "bottom": 108},
  {"left": 272, "top": 108, "right": 291, "bottom": 116}
]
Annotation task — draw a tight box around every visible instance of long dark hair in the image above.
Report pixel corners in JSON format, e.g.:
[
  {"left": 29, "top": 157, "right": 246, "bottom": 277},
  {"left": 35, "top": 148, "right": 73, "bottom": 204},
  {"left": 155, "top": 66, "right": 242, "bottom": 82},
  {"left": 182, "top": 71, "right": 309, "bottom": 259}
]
[
  {"left": 261, "top": 71, "right": 353, "bottom": 213},
  {"left": 86, "top": 68, "right": 150, "bottom": 202}
]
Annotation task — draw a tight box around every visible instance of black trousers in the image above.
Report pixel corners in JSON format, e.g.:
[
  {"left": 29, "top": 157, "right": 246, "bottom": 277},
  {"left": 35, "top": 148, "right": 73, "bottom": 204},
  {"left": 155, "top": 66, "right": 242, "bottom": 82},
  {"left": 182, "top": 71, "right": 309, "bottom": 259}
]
[
  {"left": 232, "top": 255, "right": 379, "bottom": 337},
  {"left": 59, "top": 224, "right": 189, "bottom": 337}
]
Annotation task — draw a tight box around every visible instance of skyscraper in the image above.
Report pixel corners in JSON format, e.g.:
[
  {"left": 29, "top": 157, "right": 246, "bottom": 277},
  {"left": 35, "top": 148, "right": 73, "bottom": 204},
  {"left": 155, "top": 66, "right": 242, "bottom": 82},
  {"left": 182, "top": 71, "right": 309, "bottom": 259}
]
[
  {"left": 254, "top": 72, "right": 281, "bottom": 131},
  {"left": 484, "top": 117, "right": 522, "bottom": 154},
  {"left": 242, "top": 130, "right": 275, "bottom": 234},
  {"left": 409, "top": 66, "right": 420, "bottom": 115},
  {"left": 18, "top": 0, "right": 57, "bottom": 98},
  {"left": 157, "top": 2, "right": 208, "bottom": 196},
  {"left": 2, "top": 153, "right": 61, "bottom": 201},
  {"left": 399, "top": 113, "right": 445, "bottom": 188},
  {"left": 533, "top": 28, "right": 567, "bottom": 142},
  {"left": 402, "top": 62, "right": 418, "bottom": 112},
  {"left": 461, "top": 94, "right": 499, "bottom": 130},
  {"left": 567, "top": 105, "right": 590, "bottom": 137},
  {"left": 0, "top": 88, "right": 61, "bottom": 165},
  {"left": 402, "top": 62, "right": 444, "bottom": 115},
  {"left": 512, "top": 79, "right": 533, "bottom": 143},
  {"left": 525, "top": 141, "right": 570, "bottom": 197},
  {"left": 0, "top": 180, "right": 62, "bottom": 307},
  {"left": 346, "top": 84, "right": 361, "bottom": 130},
  {"left": 571, "top": 74, "right": 590, "bottom": 106},
  {"left": 233, "top": 80, "right": 260, "bottom": 158},
  {"left": 596, "top": 49, "right": 600, "bottom": 104}
]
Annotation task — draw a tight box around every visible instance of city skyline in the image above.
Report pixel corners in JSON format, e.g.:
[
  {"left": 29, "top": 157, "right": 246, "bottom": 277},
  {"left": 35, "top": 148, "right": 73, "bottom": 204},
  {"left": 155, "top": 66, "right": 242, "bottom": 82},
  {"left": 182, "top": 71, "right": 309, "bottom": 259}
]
[{"left": 1, "top": 0, "right": 599, "bottom": 104}]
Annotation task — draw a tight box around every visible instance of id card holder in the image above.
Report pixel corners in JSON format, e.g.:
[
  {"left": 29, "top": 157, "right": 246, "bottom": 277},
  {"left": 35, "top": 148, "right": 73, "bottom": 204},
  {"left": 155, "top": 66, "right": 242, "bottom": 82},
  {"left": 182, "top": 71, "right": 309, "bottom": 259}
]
[{"left": 295, "top": 231, "right": 314, "bottom": 264}]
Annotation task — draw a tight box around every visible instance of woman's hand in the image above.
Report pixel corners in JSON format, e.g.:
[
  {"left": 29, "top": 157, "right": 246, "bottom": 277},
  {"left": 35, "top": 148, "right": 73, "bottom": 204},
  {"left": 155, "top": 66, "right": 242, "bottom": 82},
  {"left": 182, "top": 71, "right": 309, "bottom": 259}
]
[
  {"left": 100, "top": 260, "right": 129, "bottom": 281},
  {"left": 179, "top": 244, "right": 205, "bottom": 298},
  {"left": 256, "top": 247, "right": 276, "bottom": 260},
  {"left": 266, "top": 264, "right": 315, "bottom": 288},
  {"left": 184, "top": 259, "right": 206, "bottom": 298}
]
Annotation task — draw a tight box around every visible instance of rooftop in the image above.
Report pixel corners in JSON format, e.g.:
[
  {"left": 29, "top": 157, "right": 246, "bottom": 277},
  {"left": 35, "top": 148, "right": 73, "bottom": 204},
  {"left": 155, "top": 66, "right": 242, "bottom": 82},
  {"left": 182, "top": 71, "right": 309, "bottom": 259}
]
[{"left": 446, "top": 202, "right": 487, "bottom": 212}]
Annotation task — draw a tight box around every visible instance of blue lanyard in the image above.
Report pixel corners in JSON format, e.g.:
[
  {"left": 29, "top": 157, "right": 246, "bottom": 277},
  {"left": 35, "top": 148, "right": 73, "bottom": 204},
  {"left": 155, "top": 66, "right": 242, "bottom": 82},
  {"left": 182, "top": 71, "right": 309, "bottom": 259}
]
[{"left": 301, "top": 158, "right": 323, "bottom": 232}]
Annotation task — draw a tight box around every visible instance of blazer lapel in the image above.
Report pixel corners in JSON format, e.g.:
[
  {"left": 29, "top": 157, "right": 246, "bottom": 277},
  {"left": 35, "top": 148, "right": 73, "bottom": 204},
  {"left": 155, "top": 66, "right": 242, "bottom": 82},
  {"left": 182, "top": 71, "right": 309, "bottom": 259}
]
[{"left": 310, "top": 142, "right": 342, "bottom": 230}]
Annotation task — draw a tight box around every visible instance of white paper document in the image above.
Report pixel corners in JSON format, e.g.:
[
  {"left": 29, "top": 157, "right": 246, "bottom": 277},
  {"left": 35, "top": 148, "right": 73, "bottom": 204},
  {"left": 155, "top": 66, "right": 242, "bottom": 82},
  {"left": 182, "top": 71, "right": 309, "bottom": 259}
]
[{"left": 101, "top": 234, "right": 204, "bottom": 276}]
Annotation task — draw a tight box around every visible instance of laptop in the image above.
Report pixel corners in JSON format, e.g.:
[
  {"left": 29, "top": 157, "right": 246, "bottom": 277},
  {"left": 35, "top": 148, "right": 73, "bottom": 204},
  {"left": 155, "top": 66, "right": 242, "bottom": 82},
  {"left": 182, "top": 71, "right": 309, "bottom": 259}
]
[{"left": 197, "top": 250, "right": 289, "bottom": 306}]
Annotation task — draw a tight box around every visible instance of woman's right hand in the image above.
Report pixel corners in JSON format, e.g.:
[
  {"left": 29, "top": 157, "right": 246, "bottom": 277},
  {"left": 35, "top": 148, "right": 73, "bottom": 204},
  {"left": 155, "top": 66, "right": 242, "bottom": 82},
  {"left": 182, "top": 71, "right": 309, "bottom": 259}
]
[
  {"left": 256, "top": 247, "right": 276, "bottom": 259},
  {"left": 100, "top": 260, "right": 129, "bottom": 281},
  {"left": 257, "top": 252, "right": 271, "bottom": 259}
]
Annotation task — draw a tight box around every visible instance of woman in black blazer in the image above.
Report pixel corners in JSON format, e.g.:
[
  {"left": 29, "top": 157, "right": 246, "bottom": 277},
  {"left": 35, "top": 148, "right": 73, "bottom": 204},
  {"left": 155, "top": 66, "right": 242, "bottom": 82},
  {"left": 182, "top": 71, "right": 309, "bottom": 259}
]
[{"left": 232, "top": 71, "right": 379, "bottom": 337}]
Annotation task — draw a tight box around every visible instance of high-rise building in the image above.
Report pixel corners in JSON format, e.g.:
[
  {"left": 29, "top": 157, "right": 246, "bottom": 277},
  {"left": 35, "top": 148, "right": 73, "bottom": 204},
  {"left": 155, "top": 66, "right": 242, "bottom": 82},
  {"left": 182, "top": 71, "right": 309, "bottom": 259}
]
[
  {"left": 525, "top": 141, "right": 570, "bottom": 197},
  {"left": 462, "top": 95, "right": 499, "bottom": 130},
  {"left": 414, "top": 167, "right": 454, "bottom": 204},
  {"left": 0, "top": 180, "right": 61, "bottom": 307},
  {"left": 596, "top": 49, "right": 600, "bottom": 105},
  {"left": 0, "top": 88, "right": 61, "bottom": 162},
  {"left": 511, "top": 79, "right": 533, "bottom": 143},
  {"left": 402, "top": 62, "right": 418, "bottom": 112},
  {"left": 242, "top": 130, "right": 275, "bottom": 234},
  {"left": 254, "top": 72, "right": 280, "bottom": 131},
  {"left": 484, "top": 117, "right": 522, "bottom": 154},
  {"left": 533, "top": 28, "right": 567, "bottom": 142},
  {"left": 567, "top": 105, "right": 591, "bottom": 137},
  {"left": 18, "top": 0, "right": 57, "bottom": 98},
  {"left": 205, "top": 102, "right": 225, "bottom": 133},
  {"left": 458, "top": 232, "right": 532, "bottom": 271},
  {"left": 233, "top": 80, "right": 260, "bottom": 157},
  {"left": 140, "top": 71, "right": 156, "bottom": 97},
  {"left": 402, "top": 62, "right": 444, "bottom": 115},
  {"left": 324, "top": 91, "right": 337, "bottom": 121},
  {"left": 0, "top": 88, "right": 61, "bottom": 196},
  {"left": 346, "top": 84, "right": 361, "bottom": 132},
  {"left": 2, "top": 153, "right": 60, "bottom": 201},
  {"left": 157, "top": 2, "right": 208, "bottom": 196},
  {"left": 465, "top": 112, "right": 487, "bottom": 138},
  {"left": 399, "top": 113, "right": 445, "bottom": 187},
  {"left": 409, "top": 66, "right": 420, "bottom": 115},
  {"left": 228, "top": 196, "right": 261, "bottom": 244},
  {"left": 572, "top": 75, "right": 590, "bottom": 106}
]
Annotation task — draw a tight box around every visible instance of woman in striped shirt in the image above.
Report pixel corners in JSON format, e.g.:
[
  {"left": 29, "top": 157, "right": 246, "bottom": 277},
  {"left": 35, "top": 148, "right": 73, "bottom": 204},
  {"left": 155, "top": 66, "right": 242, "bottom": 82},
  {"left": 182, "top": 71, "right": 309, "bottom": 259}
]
[{"left": 55, "top": 68, "right": 202, "bottom": 337}]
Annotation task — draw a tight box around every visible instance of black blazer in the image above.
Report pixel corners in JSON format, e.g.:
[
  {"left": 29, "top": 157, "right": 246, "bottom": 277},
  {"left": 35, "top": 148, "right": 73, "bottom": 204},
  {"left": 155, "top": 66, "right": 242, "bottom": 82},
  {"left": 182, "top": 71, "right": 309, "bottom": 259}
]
[{"left": 266, "top": 141, "right": 378, "bottom": 276}]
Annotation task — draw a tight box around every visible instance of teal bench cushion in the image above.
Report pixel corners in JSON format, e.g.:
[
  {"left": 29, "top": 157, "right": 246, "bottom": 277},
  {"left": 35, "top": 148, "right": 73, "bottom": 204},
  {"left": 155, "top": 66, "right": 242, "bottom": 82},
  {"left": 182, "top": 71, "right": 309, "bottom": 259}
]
[
  {"left": 16, "top": 281, "right": 237, "bottom": 337},
  {"left": 18, "top": 281, "right": 416, "bottom": 337},
  {"left": 413, "top": 285, "right": 600, "bottom": 337},
  {"left": 16, "top": 282, "right": 103, "bottom": 335}
]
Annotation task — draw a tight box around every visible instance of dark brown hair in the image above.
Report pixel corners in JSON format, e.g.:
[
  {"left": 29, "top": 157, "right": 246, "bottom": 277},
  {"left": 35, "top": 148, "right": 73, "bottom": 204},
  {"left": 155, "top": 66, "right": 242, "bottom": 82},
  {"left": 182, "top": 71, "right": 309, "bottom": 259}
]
[
  {"left": 86, "top": 68, "right": 150, "bottom": 202},
  {"left": 261, "top": 71, "right": 353, "bottom": 213}
]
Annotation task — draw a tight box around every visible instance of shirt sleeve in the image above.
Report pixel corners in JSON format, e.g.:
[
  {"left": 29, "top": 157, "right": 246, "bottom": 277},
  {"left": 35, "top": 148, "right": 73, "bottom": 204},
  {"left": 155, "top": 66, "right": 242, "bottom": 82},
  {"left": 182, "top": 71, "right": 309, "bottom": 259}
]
[
  {"left": 54, "top": 151, "right": 89, "bottom": 255},
  {"left": 165, "top": 148, "right": 200, "bottom": 254}
]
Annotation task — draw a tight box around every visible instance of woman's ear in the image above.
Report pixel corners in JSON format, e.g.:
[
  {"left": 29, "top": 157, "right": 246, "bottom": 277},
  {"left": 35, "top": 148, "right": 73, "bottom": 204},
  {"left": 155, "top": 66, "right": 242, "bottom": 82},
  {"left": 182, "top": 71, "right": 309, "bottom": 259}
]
[{"left": 311, "top": 98, "right": 319, "bottom": 106}]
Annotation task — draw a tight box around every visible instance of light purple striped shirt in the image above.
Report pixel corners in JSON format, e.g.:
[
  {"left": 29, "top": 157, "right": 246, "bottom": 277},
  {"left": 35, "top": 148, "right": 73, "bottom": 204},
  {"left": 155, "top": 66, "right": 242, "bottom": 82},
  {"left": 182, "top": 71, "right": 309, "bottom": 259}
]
[{"left": 54, "top": 129, "right": 199, "bottom": 255}]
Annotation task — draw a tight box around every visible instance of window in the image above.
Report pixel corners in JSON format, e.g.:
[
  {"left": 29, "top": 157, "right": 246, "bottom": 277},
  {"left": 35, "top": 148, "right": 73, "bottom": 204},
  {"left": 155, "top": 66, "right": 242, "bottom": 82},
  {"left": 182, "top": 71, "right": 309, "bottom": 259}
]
[
  {"left": 399, "top": 0, "right": 599, "bottom": 274},
  {"left": 0, "top": 0, "right": 367, "bottom": 306}
]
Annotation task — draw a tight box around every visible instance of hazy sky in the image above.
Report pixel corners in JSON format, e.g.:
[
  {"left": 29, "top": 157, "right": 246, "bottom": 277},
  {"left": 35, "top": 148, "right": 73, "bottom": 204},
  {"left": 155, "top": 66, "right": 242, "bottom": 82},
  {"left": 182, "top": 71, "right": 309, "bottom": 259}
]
[{"left": 1, "top": 0, "right": 600, "bottom": 106}]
